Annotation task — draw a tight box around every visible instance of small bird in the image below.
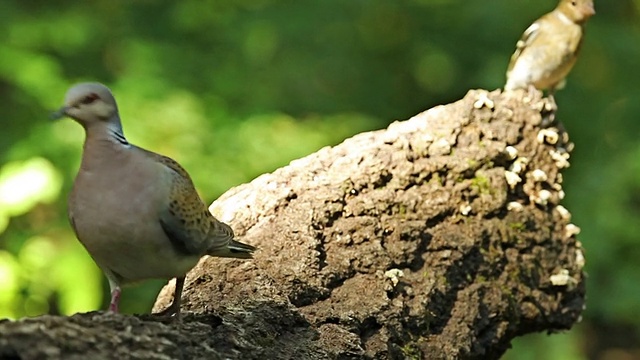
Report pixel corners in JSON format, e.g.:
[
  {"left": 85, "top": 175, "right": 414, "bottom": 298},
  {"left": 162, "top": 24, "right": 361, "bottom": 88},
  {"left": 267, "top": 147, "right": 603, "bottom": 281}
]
[
  {"left": 505, "top": 0, "right": 595, "bottom": 93},
  {"left": 51, "top": 82, "right": 256, "bottom": 317}
]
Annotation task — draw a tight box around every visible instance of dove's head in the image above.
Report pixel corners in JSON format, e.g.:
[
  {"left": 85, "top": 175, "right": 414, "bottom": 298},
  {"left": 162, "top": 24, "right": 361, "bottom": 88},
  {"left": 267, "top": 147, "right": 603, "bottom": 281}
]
[
  {"left": 52, "top": 83, "right": 120, "bottom": 126},
  {"left": 558, "top": 0, "right": 595, "bottom": 23}
]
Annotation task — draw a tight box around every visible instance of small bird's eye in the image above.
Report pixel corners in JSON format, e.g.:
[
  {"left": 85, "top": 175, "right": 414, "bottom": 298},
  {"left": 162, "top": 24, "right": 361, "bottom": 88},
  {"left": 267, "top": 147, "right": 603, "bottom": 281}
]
[
  {"left": 571, "top": 1, "right": 577, "bottom": 5},
  {"left": 81, "top": 93, "right": 100, "bottom": 105}
]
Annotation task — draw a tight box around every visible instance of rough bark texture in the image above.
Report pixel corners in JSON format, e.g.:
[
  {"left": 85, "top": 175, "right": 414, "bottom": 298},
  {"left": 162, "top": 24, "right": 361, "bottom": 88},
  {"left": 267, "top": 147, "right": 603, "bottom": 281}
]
[{"left": 0, "top": 89, "right": 585, "bottom": 360}]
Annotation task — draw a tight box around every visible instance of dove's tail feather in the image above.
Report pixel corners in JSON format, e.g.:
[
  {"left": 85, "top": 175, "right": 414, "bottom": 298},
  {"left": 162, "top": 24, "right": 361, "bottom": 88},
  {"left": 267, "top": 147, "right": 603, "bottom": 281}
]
[{"left": 208, "top": 239, "right": 256, "bottom": 259}]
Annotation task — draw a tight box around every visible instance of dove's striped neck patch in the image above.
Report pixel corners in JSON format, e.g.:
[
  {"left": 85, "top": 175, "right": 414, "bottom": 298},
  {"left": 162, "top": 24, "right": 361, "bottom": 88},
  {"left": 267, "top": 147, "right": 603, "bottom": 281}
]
[
  {"left": 106, "top": 121, "right": 129, "bottom": 146},
  {"left": 111, "top": 130, "right": 129, "bottom": 146}
]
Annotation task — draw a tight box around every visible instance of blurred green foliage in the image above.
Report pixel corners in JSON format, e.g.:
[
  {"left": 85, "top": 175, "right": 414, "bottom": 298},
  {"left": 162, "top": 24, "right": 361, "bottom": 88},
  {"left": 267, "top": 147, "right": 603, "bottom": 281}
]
[{"left": 0, "top": 0, "right": 638, "bottom": 358}]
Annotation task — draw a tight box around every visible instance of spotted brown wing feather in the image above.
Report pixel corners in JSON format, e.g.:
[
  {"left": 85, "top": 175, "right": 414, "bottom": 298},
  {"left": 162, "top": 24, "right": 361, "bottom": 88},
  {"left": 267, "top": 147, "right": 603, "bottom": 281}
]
[
  {"left": 137, "top": 148, "right": 214, "bottom": 256},
  {"left": 139, "top": 147, "right": 255, "bottom": 259}
]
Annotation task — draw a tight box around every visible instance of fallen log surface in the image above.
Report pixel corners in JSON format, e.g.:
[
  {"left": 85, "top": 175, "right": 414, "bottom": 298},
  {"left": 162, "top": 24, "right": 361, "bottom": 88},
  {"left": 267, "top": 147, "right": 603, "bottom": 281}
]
[{"left": 0, "top": 89, "right": 585, "bottom": 360}]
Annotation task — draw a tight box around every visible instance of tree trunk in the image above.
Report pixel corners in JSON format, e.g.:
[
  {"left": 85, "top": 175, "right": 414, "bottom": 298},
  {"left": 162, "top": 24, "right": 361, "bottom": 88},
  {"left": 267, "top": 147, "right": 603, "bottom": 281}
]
[{"left": 0, "top": 89, "right": 585, "bottom": 360}]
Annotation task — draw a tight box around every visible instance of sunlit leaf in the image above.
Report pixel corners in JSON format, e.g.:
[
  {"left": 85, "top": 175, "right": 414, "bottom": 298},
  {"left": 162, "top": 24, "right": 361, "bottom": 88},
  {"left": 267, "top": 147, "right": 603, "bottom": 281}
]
[{"left": 0, "top": 157, "right": 63, "bottom": 216}]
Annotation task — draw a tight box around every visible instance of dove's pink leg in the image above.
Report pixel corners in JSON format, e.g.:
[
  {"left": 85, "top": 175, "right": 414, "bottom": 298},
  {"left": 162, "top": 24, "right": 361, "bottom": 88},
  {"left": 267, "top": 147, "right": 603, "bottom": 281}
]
[
  {"left": 108, "top": 286, "right": 121, "bottom": 313},
  {"left": 106, "top": 277, "right": 121, "bottom": 313}
]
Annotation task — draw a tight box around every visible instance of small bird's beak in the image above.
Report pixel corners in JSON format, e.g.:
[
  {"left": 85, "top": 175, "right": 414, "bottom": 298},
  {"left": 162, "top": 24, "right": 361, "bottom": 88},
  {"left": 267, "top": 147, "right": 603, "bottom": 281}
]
[
  {"left": 50, "top": 106, "right": 69, "bottom": 121},
  {"left": 584, "top": 3, "right": 595, "bottom": 17}
]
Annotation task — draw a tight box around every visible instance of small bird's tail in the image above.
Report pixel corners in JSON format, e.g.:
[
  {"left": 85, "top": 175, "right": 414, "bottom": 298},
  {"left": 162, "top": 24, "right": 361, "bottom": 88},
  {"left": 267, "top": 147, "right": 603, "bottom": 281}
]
[{"left": 208, "top": 239, "right": 256, "bottom": 259}]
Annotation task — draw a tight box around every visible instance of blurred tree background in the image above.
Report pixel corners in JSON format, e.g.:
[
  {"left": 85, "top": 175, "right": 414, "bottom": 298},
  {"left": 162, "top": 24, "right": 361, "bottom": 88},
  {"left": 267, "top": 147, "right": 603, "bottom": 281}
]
[{"left": 0, "top": 0, "right": 638, "bottom": 358}]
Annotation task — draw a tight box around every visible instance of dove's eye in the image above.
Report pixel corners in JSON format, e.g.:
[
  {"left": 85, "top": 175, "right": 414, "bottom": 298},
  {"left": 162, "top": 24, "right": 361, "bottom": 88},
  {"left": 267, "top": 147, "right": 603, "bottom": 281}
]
[{"left": 81, "top": 93, "right": 100, "bottom": 105}]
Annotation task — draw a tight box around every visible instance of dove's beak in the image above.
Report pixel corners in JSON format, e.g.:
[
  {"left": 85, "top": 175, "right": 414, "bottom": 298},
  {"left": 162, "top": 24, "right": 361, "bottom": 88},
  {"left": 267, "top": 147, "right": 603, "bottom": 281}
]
[{"left": 50, "top": 106, "right": 69, "bottom": 121}]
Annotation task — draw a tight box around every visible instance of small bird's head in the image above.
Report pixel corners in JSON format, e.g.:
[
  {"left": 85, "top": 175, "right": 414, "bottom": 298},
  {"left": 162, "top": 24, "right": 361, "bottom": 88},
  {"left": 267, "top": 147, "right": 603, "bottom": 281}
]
[
  {"left": 559, "top": 0, "right": 595, "bottom": 23},
  {"left": 51, "top": 83, "right": 119, "bottom": 126}
]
